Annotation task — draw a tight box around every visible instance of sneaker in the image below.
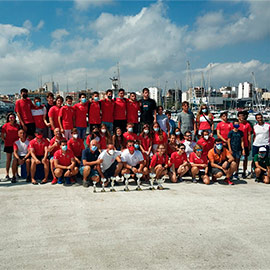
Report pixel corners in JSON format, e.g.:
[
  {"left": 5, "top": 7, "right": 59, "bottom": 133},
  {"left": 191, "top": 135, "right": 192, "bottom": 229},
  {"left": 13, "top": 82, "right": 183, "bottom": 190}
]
[
  {"left": 192, "top": 178, "right": 197, "bottom": 183},
  {"left": 64, "top": 178, "right": 71, "bottom": 186},
  {"left": 233, "top": 174, "right": 240, "bottom": 180},
  {"left": 5, "top": 175, "right": 10, "bottom": 180},
  {"left": 57, "top": 178, "right": 63, "bottom": 184},
  {"left": 51, "top": 178, "right": 58, "bottom": 185},
  {"left": 26, "top": 176, "right": 31, "bottom": 183},
  {"left": 11, "top": 176, "right": 17, "bottom": 183},
  {"left": 178, "top": 177, "right": 183, "bottom": 182},
  {"left": 225, "top": 178, "right": 234, "bottom": 185},
  {"left": 255, "top": 178, "right": 262, "bottom": 183},
  {"left": 242, "top": 172, "right": 247, "bottom": 179},
  {"left": 83, "top": 180, "right": 89, "bottom": 188}
]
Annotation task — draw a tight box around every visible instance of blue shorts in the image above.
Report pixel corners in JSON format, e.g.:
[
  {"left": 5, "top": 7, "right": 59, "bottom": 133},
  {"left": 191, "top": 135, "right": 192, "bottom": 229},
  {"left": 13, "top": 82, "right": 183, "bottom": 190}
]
[
  {"left": 79, "top": 166, "right": 99, "bottom": 178},
  {"left": 232, "top": 151, "right": 241, "bottom": 159}
]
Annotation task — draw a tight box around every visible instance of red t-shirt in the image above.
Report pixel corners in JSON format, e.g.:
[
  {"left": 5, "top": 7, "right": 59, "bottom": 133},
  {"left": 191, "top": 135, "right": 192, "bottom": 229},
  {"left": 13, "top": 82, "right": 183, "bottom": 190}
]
[
  {"left": 150, "top": 153, "right": 169, "bottom": 168},
  {"left": 170, "top": 152, "right": 188, "bottom": 169},
  {"left": 53, "top": 149, "right": 74, "bottom": 166},
  {"left": 29, "top": 137, "right": 49, "bottom": 156},
  {"left": 113, "top": 98, "right": 127, "bottom": 120},
  {"left": 153, "top": 132, "right": 167, "bottom": 145},
  {"left": 138, "top": 135, "right": 152, "bottom": 151},
  {"left": 15, "top": 98, "right": 34, "bottom": 124},
  {"left": 197, "top": 137, "right": 215, "bottom": 157},
  {"left": 100, "top": 135, "right": 107, "bottom": 150},
  {"left": 59, "top": 105, "right": 75, "bottom": 129},
  {"left": 101, "top": 99, "right": 114, "bottom": 123},
  {"left": 216, "top": 121, "right": 233, "bottom": 140},
  {"left": 89, "top": 101, "right": 101, "bottom": 124},
  {"left": 31, "top": 106, "right": 46, "bottom": 129},
  {"left": 67, "top": 138, "right": 85, "bottom": 157},
  {"left": 1, "top": 123, "right": 20, "bottom": 147},
  {"left": 239, "top": 122, "right": 252, "bottom": 147},
  {"left": 49, "top": 136, "right": 62, "bottom": 155},
  {"left": 126, "top": 99, "right": 140, "bottom": 123},
  {"left": 73, "top": 102, "right": 88, "bottom": 128},
  {"left": 123, "top": 132, "right": 138, "bottom": 144},
  {"left": 48, "top": 106, "right": 61, "bottom": 130},
  {"left": 189, "top": 152, "right": 208, "bottom": 165}
]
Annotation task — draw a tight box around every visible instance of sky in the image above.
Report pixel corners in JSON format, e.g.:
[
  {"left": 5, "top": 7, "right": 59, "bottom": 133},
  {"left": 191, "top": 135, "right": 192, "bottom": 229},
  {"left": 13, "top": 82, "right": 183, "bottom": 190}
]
[{"left": 0, "top": 0, "right": 269, "bottom": 94}]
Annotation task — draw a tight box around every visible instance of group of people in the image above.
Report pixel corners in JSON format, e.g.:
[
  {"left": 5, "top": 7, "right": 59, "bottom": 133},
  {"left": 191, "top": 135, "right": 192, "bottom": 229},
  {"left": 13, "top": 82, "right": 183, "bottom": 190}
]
[{"left": 1, "top": 87, "right": 270, "bottom": 186}]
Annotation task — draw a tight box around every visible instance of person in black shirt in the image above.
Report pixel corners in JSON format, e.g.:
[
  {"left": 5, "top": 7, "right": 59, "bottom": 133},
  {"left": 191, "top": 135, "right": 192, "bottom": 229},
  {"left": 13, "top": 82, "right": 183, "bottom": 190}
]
[
  {"left": 44, "top": 92, "right": 55, "bottom": 139},
  {"left": 139, "top": 88, "right": 157, "bottom": 132}
]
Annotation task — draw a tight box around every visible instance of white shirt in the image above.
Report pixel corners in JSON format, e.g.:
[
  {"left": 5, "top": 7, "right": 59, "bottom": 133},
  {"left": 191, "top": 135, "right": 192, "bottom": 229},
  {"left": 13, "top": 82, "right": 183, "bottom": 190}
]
[
  {"left": 183, "top": 140, "right": 196, "bottom": 157},
  {"left": 98, "top": 150, "right": 120, "bottom": 172},
  {"left": 14, "top": 139, "right": 30, "bottom": 156},
  {"left": 253, "top": 123, "right": 270, "bottom": 146},
  {"left": 121, "top": 149, "right": 144, "bottom": 167}
]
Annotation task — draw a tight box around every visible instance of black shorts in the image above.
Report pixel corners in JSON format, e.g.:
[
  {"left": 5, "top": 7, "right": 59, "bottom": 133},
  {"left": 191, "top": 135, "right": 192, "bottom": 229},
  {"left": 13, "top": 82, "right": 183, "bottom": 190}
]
[
  {"left": 244, "top": 147, "right": 250, "bottom": 157},
  {"left": 25, "top": 123, "right": 36, "bottom": 137},
  {"left": 19, "top": 155, "right": 30, "bottom": 160},
  {"left": 4, "top": 146, "right": 13, "bottom": 153},
  {"left": 36, "top": 155, "right": 48, "bottom": 161},
  {"left": 103, "top": 160, "right": 118, "bottom": 179}
]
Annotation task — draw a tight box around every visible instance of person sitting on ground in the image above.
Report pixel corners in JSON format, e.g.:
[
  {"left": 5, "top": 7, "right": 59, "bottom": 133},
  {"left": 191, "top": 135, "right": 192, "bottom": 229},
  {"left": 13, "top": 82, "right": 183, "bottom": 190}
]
[
  {"left": 149, "top": 144, "right": 169, "bottom": 180},
  {"left": 208, "top": 138, "right": 237, "bottom": 185},
  {"left": 197, "top": 129, "right": 215, "bottom": 158},
  {"left": 254, "top": 147, "right": 270, "bottom": 184},
  {"left": 182, "top": 131, "right": 196, "bottom": 157},
  {"left": 167, "top": 134, "right": 178, "bottom": 156},
  {"left": 96, "top": 143, "right": 123, "bottom": 182},
  {"left": 112, "top": 127, "right": 125, "bottom": 151},
  {"left": 138, "top": 124, "right": 152, "bottom": 166},
  {"left": 48, "top": 128, "right": 65, "bottom": 185},
  {"left": 169, "top": 143, "right": 190, "bottom": 183},
  {"left": 227, "top": 120, "right": 245, "bottom": 180},
  {"left": 53, "top": 140, "right": 78, "bottom": 185},
  {"left": 121, "top": 140, "right": 148, "bottom": 178},
  {"left": 189, "top": 144, "right": 210, "bottom": 184},
  {"left": 123, "top": 122, "right": 138, "bottom": 145},
  {"left": 12, "top": 129, "right": 31, "bottom": 183},
  {"left": 29, "top": 129, "right": 49, "bottom": 185},
  {"left": 80, "top": 140, "right": 102, "bottom": 188}
]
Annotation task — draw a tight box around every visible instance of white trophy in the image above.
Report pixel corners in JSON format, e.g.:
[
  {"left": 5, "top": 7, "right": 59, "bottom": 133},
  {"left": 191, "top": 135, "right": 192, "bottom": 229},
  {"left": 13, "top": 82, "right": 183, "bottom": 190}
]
[
  {"left": 110, "top": 176, "right": 116, "bottom": 192},
  {"left": 101, "top": 177, "right": 107, "bottom": 192},
  {"left": 136, "top": 173, "right": 143, "bottom": 191},
  {"left": 115, "top": 175, "right": 123, "bottom": 183},
  {"left": 123, "top": 173, "right": 130, "bottom": 192},
  {"left": 149, "top": 173, "right": 156, "bottom": 190},
  {"left": 157, "top": 175, "right": 169, "bottom": 190},
  {"left": 93, "top": 179, "right": 97, "bottom": 193}
]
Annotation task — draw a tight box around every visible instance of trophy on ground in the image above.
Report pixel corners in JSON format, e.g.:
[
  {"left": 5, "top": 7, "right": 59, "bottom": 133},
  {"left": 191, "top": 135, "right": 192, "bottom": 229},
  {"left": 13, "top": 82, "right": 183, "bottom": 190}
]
[
  {"left": 123, "top": 173, "right": 130, "bottom": 192},
  {"left": 115, "top": 175, "right": 123, "bottom": 183},
  {"left": 136, "top": 173, "right": 143, "bottom": 191},
  {"left": 149, "top": 172, "right": 156, "bottom": 190},
  {"left": 110, "top": 176, "right": 116, "bottom": 192},
  {"left": 93, "top": 179, "right": 97, "bottom": 193},
  {"left": 101, "top": 177, "right": 107, "bottom": 192},
  {"left": 157, "top": 175, "right": 169, "bottom": 190}
]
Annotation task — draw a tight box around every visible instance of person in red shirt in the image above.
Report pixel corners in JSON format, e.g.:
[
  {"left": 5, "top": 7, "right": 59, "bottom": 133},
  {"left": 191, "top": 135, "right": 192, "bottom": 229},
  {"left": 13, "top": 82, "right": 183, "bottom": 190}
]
[
  {"left": 99, "top": 124, "right": 112, "bottom": 150},
  {"left": 59, "top": 95, "right": 75, "bottom": 140},
  {"left": 127, "top": 92, "right": 140, "bottom": 134},
  {"left": 123, "top": 123, "right": 138, "bottom": 145},
  {"left": 67, "top": 128, "right": 85, "bottom": 164},
  {"left": 152, "top": 122, "right": 168, "bottom": 153},
  {"left": 138, "top": 124, "right": 152, "bottom": 166},
  {"left": 189, "top": 144, "right": 210, "bottom": 184},
  {"left": 89, "top": 92, "right": 101, "bottom": 132},
  {"left": 73, "top": 93, "right": 88, "bottom": 139},
  {"left": 167, "top": 134, "right": 178, "bottom": 157},
  {"left": 86, "top": 126, "right": 101, "bottom": 148},
  {"left": 31, "top": 97, "right": 47, "bottom": 136},
  {"left": 48, "top": 95, "right": 63, "bottom": 131},
  {"left": 216, "top": 111, "right": 233, "bottom": 145},
  {"left": 44, "top": 92, "right": 55, "bottom": 139},
  {"left": 101, "top": 89, "right": 114, "bottom": 134},
  {"left": 113, "top": 89, "right": 127, "bottom": 134},
  {"left": 54, "top": 140, "right": 78, "bottom": 186},
  {"left": 1, "top": 113, "right": 20, "bottom": 180},
  {"left": 29, "top": 129, "right": 49, "bottom": 185},
  {"left": 169, "top": 143, "right": 190, "bottom": 183},
  {"left": 197, "top": 130, "right": 215, "bottom": 157},
  {"left": 112, "top": 127, "right": 125, "bottom": 151},
  {"left": 196, "top": 104, "right": 214, "bottom": 138},
  {"left": 149, "top": 144, "right": 169, "bottom": 180},
  {"left": 15, "top": 88, "right": 35, "bottom": 138},
  {"left": 238, "top": 111, "right": 252, "bottom": 178}
]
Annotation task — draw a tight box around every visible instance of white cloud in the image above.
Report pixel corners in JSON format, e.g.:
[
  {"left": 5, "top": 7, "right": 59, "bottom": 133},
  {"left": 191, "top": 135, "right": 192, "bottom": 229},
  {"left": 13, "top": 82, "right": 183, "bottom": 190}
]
[
  {"left": 51, "top": 29, "right": 69, "bottom": 40},
  {"left": 36, "top": 20, "right": 44, "bottom": 31},
  {"left": 74, "top": 0, "right": 114, "bottom": 11}
]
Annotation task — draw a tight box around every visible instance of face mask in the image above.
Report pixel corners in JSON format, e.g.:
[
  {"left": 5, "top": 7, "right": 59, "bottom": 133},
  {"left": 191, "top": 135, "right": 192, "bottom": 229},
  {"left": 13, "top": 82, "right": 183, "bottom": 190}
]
[
  {"left": 73, "top": 134, "right": 78, "bottom": 139},
  {"left": 128, "top": 127, "right": 133, "bottom": 133},
  {"left": 61, "top": 145, "right": 67, "bottom": 151},
  {"left": 202, "top": 109, "right": 207, "bottom": 113},
  {"left": 154, "top": 128, "right": 159, "bottom": 132},
  {"left": 95, "top": 136, "right": 100, "bottom": 142},
  {"left": 144, "top": 129, "right": 149, "bottom": 134},
  {"left": 108, "top": 96, "right": 112, "bottom": 100},
  {"left": 22, "top": 94, "right": 28, "bottom": 99},
  {"left": 67, "top": 103, "right": 72, "bottom": 107},
  {"left": 216, "top": 144, "right": 223, "bottom": 150},
  {"left": 94, "top": 97, "right": 99, "bottom": 101},
  {"left": 134, "top": 144, "right": 139, "bottom": 149},
  {"left": 101, "top": 129, "right": 106, "bottom": 134},
  {"left": 108, "top": 150, "right": 114, "bottom": 155},
  {"left": 259, "top": 153, "right": 266, "bottom": 158},
  {"left": 128, "top": 146, "right": 135, "bottom": 151},
  {"left": 175, "top": 131, "right": 180, "bottom": 135},
  {"left": 91, "top": 145, "right": 97, "bottom": 151},
  {"left": 116, "top": 133, "right": 121, "bottom": 137},
  {"left": 35, "top": 102, "right": 41, "bottom": 107},
  {"left": 81, "top": 98, "right": 86, "bottom": 103},
  {"left": 204, "top": 135, "right": 209, "bottom": 140},
  {"left": 233, "top": 124, "right": 240, "bottom": 129},
  {"left": 36, "top": 134, "right": 43, "bottom": 139}
]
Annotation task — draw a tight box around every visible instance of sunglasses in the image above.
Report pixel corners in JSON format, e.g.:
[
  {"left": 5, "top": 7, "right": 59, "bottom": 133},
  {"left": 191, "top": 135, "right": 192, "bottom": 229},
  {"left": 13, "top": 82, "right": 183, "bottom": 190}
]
[
  {"left": 180, "top": 147, "right": 185, "bottom": 150},
  {"left": 196, "top": 149, "right": 203, "bottom": 152}
]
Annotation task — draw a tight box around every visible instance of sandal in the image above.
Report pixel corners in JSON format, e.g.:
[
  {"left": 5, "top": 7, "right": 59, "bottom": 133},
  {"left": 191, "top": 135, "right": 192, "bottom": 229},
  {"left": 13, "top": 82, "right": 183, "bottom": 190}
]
[{"left": 32, "top": 180, "right": 38, "bottom": 185}]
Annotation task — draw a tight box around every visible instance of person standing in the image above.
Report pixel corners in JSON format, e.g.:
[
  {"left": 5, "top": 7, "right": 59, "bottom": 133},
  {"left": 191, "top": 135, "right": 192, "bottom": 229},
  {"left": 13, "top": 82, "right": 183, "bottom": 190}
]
[
  {"left": 15, "top": 88, "right": 35, "bottom": 138},
  {"left": 177, "top": 101, "right": 196, "bottom": 139},
  {"left": 139, "top": 88, "right": 157, "bottom": 131},
  {"left": 101, "top": 89, "right": 115, "bottom": 134},
  {"left": 165, "top": 110, "right": 176, "bottom": 135},
  {"left": 216, "top": 111, "right": 233, "bottom": 146},
  {"left": 48, "top": 95, "right": 63, "bottom": 131},
  {"left": 113, "top": 89, "right": 127, "bottom": 134},
  {"left": 89, "top": 92, "right": 102, "bottom": 132},
  {"left": 196, "top": 104, "right": 214, "bottom": 137},
  {"left": 156, "top": 106, "right": 170, "bottom": 136},
  {"left": 31, "top": 97, "right": 47, "bottom": 137},
  {"left": 44, "top": 92, "right": 55, "bottom": 139},
  {"left": 126, "top": 92, "right": 140, "bottom": 134}
]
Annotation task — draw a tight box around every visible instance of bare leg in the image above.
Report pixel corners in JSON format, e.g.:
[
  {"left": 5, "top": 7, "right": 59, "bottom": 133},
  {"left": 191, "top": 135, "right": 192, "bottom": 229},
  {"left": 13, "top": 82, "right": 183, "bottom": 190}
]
[{"left": 6, "top": 153, "right": 12, "bottom": 177}]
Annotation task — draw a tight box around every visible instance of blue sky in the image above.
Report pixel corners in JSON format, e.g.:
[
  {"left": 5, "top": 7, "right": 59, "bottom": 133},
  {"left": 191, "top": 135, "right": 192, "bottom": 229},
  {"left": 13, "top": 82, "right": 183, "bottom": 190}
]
[{"left": 0, "top": 0, "right": 269, "bottom": 94}]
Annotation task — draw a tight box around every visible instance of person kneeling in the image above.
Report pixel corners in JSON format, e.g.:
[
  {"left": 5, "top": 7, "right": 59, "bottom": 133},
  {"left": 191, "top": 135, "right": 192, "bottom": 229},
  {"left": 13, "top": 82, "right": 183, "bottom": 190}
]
[
  {"left": 254, "top": 147, "right": 270, "bottom": 184},
  {"left": 53, "top": 140, "right": 78, "bottom": 186},
  {"left": 208, "top": 139, "right": 237, "bottom": 185},
  {"left": 189, "top": 144, "right": 210, "bottom": 184},
  {"left": 169, "top": 143, "right": 190, "bottom": 183}
]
